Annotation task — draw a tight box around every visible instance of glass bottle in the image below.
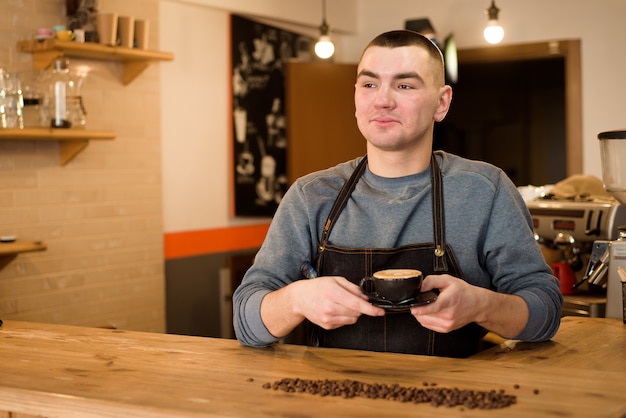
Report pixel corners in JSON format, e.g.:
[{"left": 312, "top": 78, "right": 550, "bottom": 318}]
[
  {"left": 21, "top": 70, "right": 45, "bottom": 128},
  {"left": 48, "top": 57, "right": 72, "bottom": 128},
  {"left": 0, "top": 68, "right": 24, "bottom": 129},
  {"left": 67, "top": 69, "right": 87, "bottom": 128},
  {"left": 0, "top": 67, "right": 8, "bottom": 128}
]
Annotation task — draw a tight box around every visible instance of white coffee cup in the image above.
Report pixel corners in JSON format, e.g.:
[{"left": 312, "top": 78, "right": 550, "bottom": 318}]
[
  {"left": 117, "top": 16, "right": 135, "bottom": 48},
  {"left": 134, "top": 19, "right": 149, "bottom": 50},
  {"left": 96, "top": 12, "right": 118, "bottom": 46},
  {"left": 73, "top": 29, "right": 85, "bottom": 43}
]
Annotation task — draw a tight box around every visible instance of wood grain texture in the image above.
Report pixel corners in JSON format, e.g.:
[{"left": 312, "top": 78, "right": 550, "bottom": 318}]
[
  {"left": 473, "top": 316, "right": 626, "bottom": 371},
  {"left": 0, "top": 319, "right": 624, "bottom": 417}
]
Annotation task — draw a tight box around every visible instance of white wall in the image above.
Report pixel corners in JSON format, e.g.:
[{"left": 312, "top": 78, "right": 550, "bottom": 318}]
[
  {"left": 160, "top": 0, "right": 626, "bottom": 236},
  {"left": 159, "top": 3, "right": 231, "bottom": 233},
  {"left": 159, "top": 0, "right": 357, "bottom": 234}
]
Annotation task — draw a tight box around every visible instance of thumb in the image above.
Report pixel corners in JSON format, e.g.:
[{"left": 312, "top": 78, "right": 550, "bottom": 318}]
[{"left": 420, "top": 274, "right": 447, "bottom": 292}]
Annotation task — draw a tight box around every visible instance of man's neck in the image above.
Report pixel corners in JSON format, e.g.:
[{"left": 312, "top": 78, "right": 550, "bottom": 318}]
[{"left": 366, "top": 145, "right": 432, "bottom": 178}]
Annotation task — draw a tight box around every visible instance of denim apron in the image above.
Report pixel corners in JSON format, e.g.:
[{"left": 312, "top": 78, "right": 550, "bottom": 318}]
[{"left": 311, "top": 155, "right": 485, "bottom": 358}]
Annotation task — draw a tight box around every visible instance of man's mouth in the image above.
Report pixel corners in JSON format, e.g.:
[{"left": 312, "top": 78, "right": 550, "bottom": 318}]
[{"left": 372, "top": 116, "right": 399, "bottom": 125}]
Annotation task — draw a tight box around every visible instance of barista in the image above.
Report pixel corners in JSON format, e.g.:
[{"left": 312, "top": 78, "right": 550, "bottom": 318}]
[{"left": 233, "top": 30, "right": 563, "bottom": 357}]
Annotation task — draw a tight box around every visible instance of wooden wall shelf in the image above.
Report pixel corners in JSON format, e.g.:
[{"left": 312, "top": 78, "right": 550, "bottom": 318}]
[
  {"left": 0, "top": 128, "right": 116, "bottom": 165},
  {"left": 0, "top": 240, "right": 47, "bottom": 270},
  {"left": 17, "top": 39, "right": 174, "bottom": 85}
]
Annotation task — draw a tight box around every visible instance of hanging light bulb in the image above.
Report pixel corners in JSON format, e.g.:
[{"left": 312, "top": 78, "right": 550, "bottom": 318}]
[
  {"left": 483, "top": 0, "right": 504, "bottom": 44},
  {"left": 314, "top": 0, "right": 335, "bottom": 59}
]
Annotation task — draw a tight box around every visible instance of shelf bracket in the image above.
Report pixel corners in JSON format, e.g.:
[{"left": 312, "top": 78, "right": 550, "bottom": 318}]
[
  {"left": 59, "top": 140, "right": 89, "bottom": 165},
  {"left": 123, "top": 61, "right": 151, "bottom": 85},
  {"left": 31, "top": 50, "right": 64, "bottom": 70},
  {"left": 0, "top": 240, "right": 47, "bottom": 271},
  {"left": 0, "top": 255, "right": 18, "bottom": 270}
]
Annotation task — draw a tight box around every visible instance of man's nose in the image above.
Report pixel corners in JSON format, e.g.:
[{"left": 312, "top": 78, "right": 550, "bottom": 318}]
[{"left": 373, "top": 86, "right": 394, "bottom": 108}]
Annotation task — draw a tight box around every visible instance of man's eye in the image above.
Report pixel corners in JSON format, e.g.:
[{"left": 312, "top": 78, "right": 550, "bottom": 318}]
[
  {"left": 362, "top": 82, "right": 375, "bottom": 88},
  {"left": 398, "top": 84, "right": 413, "bottom": 90}
]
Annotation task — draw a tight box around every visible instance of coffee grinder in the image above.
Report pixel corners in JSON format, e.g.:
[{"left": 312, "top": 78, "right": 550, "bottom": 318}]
[{"left": 582, "top": 130, "right": 626, "bottom": 321}]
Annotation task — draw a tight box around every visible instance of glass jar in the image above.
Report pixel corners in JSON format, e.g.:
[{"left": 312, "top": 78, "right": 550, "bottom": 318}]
[
  {"left": 21, "top": 70, "right": 45, "bottom": 128},
  {"left": 22, "top": 96, "right": 44, "bottom": 128},
  {"left": 0, "top": 69, "right": 24, "bottom": 129},
  {"left": 48, "top": 57, "right": 72, "bottom": 128},
  {"left": 67, "top": 95, "right": 86, "bottom": 129}
]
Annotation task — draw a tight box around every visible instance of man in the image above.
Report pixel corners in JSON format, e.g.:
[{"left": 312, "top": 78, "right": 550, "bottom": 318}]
[{"left": 233, "top": 30, "right": 562, "bottom": 357}]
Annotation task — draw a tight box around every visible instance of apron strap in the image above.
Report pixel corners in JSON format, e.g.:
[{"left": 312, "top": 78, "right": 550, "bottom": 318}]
[
  {"left": 318, "top": 154, "right": 448, "bottom": 271},
  {"left": 430, "top": 154, "right": 448, "bottom": 271},
  {"left": 318, "top": 156, "right": 368, "bottom": 253}
]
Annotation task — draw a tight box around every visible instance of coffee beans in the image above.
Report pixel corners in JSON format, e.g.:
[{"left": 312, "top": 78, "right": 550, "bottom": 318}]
[{"left": 262, "top": 377, "right": 517, "bottom": 409}]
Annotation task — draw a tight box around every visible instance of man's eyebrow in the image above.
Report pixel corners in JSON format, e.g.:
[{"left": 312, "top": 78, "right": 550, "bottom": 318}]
[
  {"left": 356, "top": 70, "right": 423, "bottom": 82},
  {"left": 395, "top": 72, "right": 422, "bottom": 81},
  {"left": 357, "top": 69, "right": 377, "bottom": 79}
]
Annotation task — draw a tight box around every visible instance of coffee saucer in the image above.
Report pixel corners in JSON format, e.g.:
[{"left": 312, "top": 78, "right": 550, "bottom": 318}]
[{"left": 368, "top": 290, "right": 437, "bottom": 312}]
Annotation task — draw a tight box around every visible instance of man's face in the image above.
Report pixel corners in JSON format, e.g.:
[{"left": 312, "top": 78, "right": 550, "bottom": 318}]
[{"left": 354, "top": 45, "right": 449, "bottom": 152}]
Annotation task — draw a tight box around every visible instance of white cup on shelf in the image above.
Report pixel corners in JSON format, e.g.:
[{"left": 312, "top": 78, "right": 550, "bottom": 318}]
[
  {"left": 73, "top": 28, "right": 85, "bottom": 43},
  {"left": 117, "top": 16, "right": 135, "bottom": 48},
  {"left": 134, "top": 19, "right": 149, "bottom": 49},
  {"left": 96, "top": 12, "right": 118, "bottom": 45}
]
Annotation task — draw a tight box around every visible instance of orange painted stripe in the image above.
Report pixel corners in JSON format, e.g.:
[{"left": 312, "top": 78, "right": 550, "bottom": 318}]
[{"left": 164, "top": 224, "right": 270, "bottom": 260}]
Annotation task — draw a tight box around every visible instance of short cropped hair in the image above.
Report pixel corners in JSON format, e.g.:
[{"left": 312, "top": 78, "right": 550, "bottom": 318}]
[{"left": 361, "top": 30, "right": 445, "bottom": 87}]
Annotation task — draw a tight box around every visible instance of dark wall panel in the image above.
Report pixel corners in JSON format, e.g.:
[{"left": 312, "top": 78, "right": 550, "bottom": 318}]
[{"left": 165, "top": 250, "right": 256, "bottom": 338}]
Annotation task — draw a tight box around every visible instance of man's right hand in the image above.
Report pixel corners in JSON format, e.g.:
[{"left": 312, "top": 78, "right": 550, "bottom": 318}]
[{"left": 260, "top": 276, "right": 385, "bottom": 338}]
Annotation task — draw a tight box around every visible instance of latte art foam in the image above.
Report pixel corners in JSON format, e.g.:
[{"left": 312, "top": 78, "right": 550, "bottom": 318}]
[{"left": 373, "top": 269, "right": 422, "bottom": 280}]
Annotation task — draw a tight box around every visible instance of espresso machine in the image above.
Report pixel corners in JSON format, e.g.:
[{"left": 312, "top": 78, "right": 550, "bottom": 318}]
[
  {"left": 526, "top": 196, "right": 626, "bottom": 317},
  {"left": 587, "top": 130, "right": 626, "bottom": 320},
  {"left": 527, "top": 130, "right": 626, "bottom": 320},
  {"left": 526, "top": 130, "right": 626, "bottom": 323}
]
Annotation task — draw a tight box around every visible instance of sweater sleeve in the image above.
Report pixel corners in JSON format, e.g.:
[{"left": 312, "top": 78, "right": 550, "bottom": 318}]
[
  {"left": 482, "top": 171, "right": 563, "bottom": 342},
  {"left": 232, "top": 180, "right": 321, "bottom": 347}
]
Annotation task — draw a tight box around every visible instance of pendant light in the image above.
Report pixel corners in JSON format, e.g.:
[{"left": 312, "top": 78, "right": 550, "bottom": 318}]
[
  {"left": 314, "top": 0, "right": 335, "bottom": 59},
  {"left": 483, "top": 0, "right": 504, "bottom": 44}
]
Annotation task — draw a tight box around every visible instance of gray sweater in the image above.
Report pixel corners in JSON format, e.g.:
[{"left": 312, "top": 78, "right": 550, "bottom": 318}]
[{"left": 233, "top": 151, "right": 563, "bottom": 347}]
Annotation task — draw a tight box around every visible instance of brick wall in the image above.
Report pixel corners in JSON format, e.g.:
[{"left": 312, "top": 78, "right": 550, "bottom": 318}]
[{"left": 0, "top": 0, "right": 165, "bottom": 332}]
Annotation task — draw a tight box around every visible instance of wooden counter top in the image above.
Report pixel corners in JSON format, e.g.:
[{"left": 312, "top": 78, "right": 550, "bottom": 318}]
[
  {"left": 0, "top": 318, "right": 624, "bottom": 417},
  {"left": 473, "top": 316, "right": 626, "bottom": 371}
]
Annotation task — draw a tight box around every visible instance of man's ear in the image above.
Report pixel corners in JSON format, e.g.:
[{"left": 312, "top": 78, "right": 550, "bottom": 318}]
[{"left": 434, "top": 85, "right": 453, "bottom": 122}]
